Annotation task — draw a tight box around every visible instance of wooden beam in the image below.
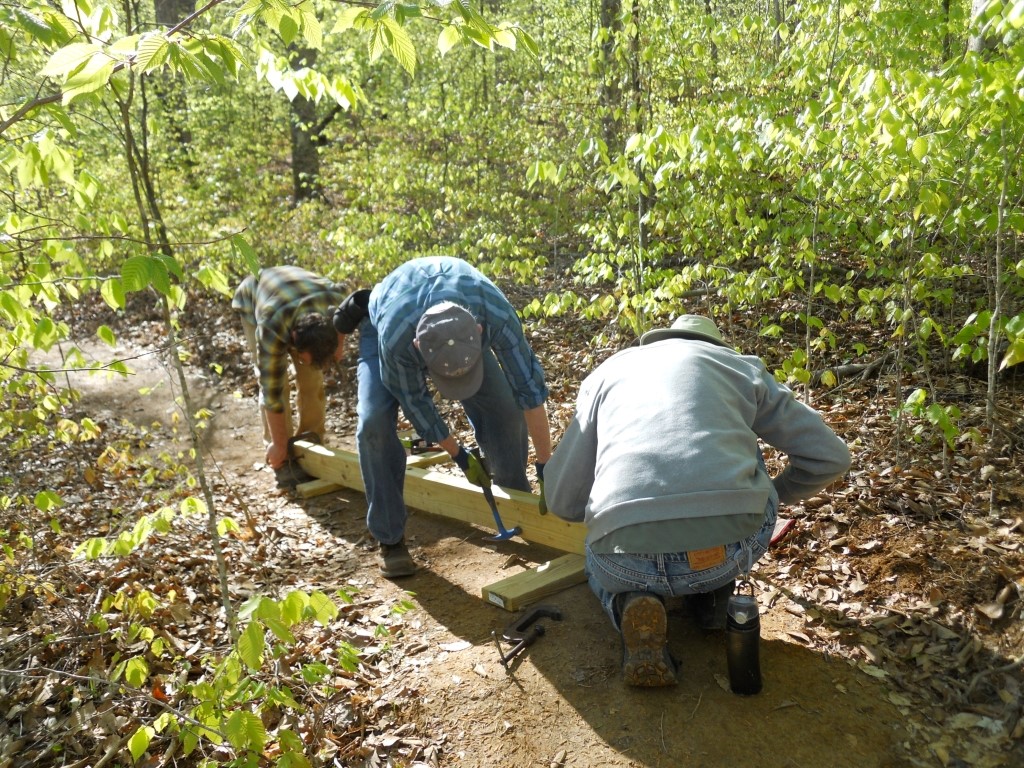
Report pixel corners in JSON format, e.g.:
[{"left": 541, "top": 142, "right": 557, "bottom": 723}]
[
  {"left": 292, "top": 440, "right": 586, "bottom": 555},
  {"left": 481, "top": 554, "right": 587, "bottom": 611},
  {"left": 294, "top": 450, "right": 450, "bottom": 499},
  {"left": 292, "top": 440, "right": 589, "bottom": 611}
]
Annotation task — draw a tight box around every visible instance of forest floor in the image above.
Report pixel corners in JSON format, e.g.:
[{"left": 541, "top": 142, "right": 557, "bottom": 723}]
[{"left": 3, "top": 290, "right": 1024, "bottom": 768}]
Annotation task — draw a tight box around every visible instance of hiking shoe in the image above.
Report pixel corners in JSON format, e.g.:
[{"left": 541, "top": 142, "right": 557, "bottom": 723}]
[
  {"left": 379, "top": 540, "right": 417, "bottom": 579},
  {"left": 620, "top": 593, "right": 677, "bottom": 687},
  {"left": 274, "top": 459, "right": 316, "bottom": 488},
  {"left": 688, "top": 580, "right": 736, "bottom": 631}
]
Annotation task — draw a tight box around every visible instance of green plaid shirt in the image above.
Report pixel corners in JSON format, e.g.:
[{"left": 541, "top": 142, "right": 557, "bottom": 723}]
[{"left": 232, "top": 266, "right": 345, "bottom": 413}]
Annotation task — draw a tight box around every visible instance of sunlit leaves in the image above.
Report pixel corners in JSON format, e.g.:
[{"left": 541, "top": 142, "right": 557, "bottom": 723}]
[
  {"left": 134, "top": 31, "right": 172, "bottom": 73},
  {"left": 230, "top": 235, "right": 261, "bottom": 277},
  {"left": 100, "top": 278, "right": 125, "bottom": 310},
  {"left": 238, "top": 620, "right": 265, "bottom": 669},
  {"left": 124, "top": 656, "right": 150, "bottom": 687},
  {"left": 128, "top": 726, "right": 154, "bottom": 762},
  {"left": 225, "top": 710, "right": 267, "bottom": 752},
  {"left": 33, "top": 490, "right": 62, "bottom": 512}
]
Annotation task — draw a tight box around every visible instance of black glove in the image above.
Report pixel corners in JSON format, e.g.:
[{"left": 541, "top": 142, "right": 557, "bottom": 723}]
[
  {"left": 453, "top": 445, "right": 491, "bottom": 488},
  {"left": 332, "top": 289, "right": 370, "bottom": 334},
  {"left": 535, "top": 462, "right": 547, "bottom": 515}
]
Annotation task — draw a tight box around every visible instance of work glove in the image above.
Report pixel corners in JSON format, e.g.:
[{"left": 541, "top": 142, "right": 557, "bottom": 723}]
[
  {"left": 453, "top": 445, "right": 491, "bottom": 488},
  {"left": 332, "top": 289, "right": 371, "bottom": 334},
  {"left": 535, "top": 462, "right": 547, "bottom": 515}
]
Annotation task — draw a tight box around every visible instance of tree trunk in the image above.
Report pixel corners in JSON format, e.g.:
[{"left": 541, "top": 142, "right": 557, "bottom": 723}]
[
  {"left": 968, "top": 0, "right": 997, "bottom": 54},
  {"left": 289, "top": 46, "right": 325, "bottom": 204},
  {"left": 597, "top": 0, "right": 623, "bottom": 149},
  {"left": 153, "top": 0, "right": 195, "bottom": 159}
]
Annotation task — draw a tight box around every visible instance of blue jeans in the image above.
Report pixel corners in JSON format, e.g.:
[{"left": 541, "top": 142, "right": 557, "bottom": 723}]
[
  {"left": 587, "top": 498, "right": 777, "bottom": 632},
  {"left": 356, "top": 319, "right": 529, "bottom": 545}
]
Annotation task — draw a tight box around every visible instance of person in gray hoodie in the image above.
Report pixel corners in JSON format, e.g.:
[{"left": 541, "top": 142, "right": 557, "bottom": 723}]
[{"left": 544, "top": 315, "right": 851, "bottom": 687}]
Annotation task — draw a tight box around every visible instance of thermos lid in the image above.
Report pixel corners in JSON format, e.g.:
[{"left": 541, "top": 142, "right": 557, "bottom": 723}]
[{"left": 727, "top": 593, "right": 758, "bottom": 624}]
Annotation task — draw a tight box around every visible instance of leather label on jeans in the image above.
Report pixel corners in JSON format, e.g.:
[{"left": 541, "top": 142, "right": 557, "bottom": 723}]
[{"left": 687, "top": 545, "right": 727, "bottom": 570}]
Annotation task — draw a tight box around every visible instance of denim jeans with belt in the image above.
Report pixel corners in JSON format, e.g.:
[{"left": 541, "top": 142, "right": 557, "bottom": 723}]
[
  {"left": 356, "top": 319, "right": 530, "bottom": 545},
  {"left": 587, "top": 497, "right": 777, "bottom": 632}
]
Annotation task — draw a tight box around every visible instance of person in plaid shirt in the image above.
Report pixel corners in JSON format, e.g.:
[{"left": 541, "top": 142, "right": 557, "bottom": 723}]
[
  {"left": 232, "top": 266, "right": 345, "bottom": 478},
  {"left": 331, "top": 256, "right": 553, "bottom": 578}
]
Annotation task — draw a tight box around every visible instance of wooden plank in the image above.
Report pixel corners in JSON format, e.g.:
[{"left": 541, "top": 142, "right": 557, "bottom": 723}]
[
  {"left": 294, "top": 450, "right": 451, "bottom": 499},
  {"left": 292, "top": 440, "right": 586, "bottom": 555},
  {"left": 481, "top": 554, "right": 587, "bottom": 611},
  {"left": 294, "top": 478, "right": 344, "bottom": 499}
]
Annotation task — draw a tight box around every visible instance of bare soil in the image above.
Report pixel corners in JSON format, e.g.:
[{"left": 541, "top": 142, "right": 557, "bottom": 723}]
[{"left": 9, "top": 294, "right": 1023, "bottom": 768}]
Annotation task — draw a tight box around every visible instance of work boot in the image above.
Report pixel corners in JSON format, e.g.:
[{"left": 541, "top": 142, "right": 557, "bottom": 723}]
[
  {"left": 379, "top": 539, "right": 417, "bottom": 579},
  {"left": 620, "top": 593, "right": 677, "bottom": 687},
  {"left": 688, "top": 579, "right": 736, "bottom": 631}
]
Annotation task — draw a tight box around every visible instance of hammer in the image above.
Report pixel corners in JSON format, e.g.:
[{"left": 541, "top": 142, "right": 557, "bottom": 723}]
[{"left": 492, "top": 604, "right": 563, "bottom": 672}]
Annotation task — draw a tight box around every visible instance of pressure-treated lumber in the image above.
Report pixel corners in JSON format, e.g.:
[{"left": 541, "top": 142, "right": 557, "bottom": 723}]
[
  {"left": 294, "top": 450, "right": 449, "bottom": 499},
  {"left": 481, "top": 554, "right": 587, "bottom": 611},
  {"left": 291, "top": 440, "right": 586, "bottom": 555}
]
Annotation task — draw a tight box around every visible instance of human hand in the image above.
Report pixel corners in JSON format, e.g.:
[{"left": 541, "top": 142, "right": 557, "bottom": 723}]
[
  {"left": 453, "top": 445, "right": 491, "bottom": 488},
  {"left": 266, "top": 441, "right": 289, "bottom": 469},
  {"left": 535, "top": 462, "right": 547, "bottom": 515}
]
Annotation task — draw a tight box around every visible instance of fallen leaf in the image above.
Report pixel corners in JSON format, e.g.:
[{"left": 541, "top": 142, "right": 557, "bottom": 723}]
[{"left": 974, "top": 602, "right": 1004, "bottom": 620}]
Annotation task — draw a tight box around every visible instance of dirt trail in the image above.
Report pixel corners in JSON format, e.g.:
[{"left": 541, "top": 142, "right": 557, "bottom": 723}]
[{"left": 58, "top": 330, "right": 1019, "bottom": 768}]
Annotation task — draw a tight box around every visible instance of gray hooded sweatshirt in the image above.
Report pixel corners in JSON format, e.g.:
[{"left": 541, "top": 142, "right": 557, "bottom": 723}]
[{"left": 545, "top": 338, "right": 851, "bottom": 553}]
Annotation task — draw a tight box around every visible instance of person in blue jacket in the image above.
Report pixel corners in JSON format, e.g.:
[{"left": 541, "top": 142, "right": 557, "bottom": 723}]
[{"left": 333, "top": 257, "right": 553, "bottom": 578}]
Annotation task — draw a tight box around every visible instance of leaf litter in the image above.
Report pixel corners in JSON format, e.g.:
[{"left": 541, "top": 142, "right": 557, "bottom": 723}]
[{"left": 0, "top": 292, "right": 1022, "bottom": 767}]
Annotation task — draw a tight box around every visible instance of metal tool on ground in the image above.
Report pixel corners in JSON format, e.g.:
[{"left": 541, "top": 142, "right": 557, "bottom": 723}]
[
  {"left": 491, "top": 604, "right": 563, "bottom": 671},
  {"left": 468, "top": 447, "right": 521, "bottom": 541}
]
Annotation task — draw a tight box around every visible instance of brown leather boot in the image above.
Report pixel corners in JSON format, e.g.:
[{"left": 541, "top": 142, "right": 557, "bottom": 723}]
[
  {"left": 379, "top": 540, "right": 417, "bottom": 579},
  {"left": 620, "top": 593, "right": 677, "bottom": 686}
]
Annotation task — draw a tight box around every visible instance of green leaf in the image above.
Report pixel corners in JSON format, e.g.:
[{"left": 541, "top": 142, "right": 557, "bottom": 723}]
[
  {"left": 999, "top": 339, "right": 1024, "bottom": 370},
  {"left": 100, "top": 278, "right": 125, "bottom": 310},
  {"left": 97, "top": 325, "right": 116, "bottom": 346},
  {"left": 281, "top": 591, "right": 307, "bottom": 626},
  {"left": 309, "top": 590, "right": 339, "bottom": 625},
  {"left": 493, "top": 28, "right": 517, "bottom": 50},
  {"left": 40, "top": 43, "right": 102, "bottom": 78},
  {"left": 911, "top": 136, "right": 927, "bottom": 162},
  {"left": 32, "top": 317, "right": 58, "bottom": 348},
  {"left": 264, "top": 617, "right": 296, "bottom": 643},
  {"left": 196, "top": 265, "right": 231, "bottom": 296},
  {"left": 1007, "top": 0, "right": 1024, "bottom": 29},
  {"left": 279, "top": 14, "right": 299, "bottom": 45},
  {"left": 62, "top": 55, "right": 116, "bottom": 105},
  {"left": 332, "top": 7, "right": 368, "bottom": 33},
  {"left": 514, "top": 28, "right": 539, "bottom": 57},
  {"left": 225, "top": 710, "right": 267, "bottom": 752},
  {"left": 33, "top": 490, "right": 62, "bottom": 512},
  {"left": 121, "top": 255, "right": 153, "bottom": 293},
  {"left": 438, "top": 24, "right": 461, "bottom": 56},
  {"left": 128, "top": 726, "right": 154, "bottom": 762},
  {"left": 76, "top": 537, "right": 109, "bottom": 560},
  {"left": 125, "top": 656, "right": 149, "bottom": 687},
  {"left": 381, "top": 18, "right": 416, "bottom": 75},
  {"left": 237, "top": 620, "right": 265, "bottom": 669},
  {"left": 135, "top": 32, "right": 171, "bottom": 73}
]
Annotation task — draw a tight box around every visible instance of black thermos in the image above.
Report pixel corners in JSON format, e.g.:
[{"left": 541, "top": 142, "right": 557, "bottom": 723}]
[{"left": 725, "top": 590, "right": 762, "bottom": 695}]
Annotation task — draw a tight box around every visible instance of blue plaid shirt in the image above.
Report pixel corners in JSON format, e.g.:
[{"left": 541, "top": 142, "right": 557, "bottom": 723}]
[
  {"left": 232, "top": 266, "right": 345, "bottom": 413},
  {"left": 368, "top": 257, "right": 549, "bottom": 444}
]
